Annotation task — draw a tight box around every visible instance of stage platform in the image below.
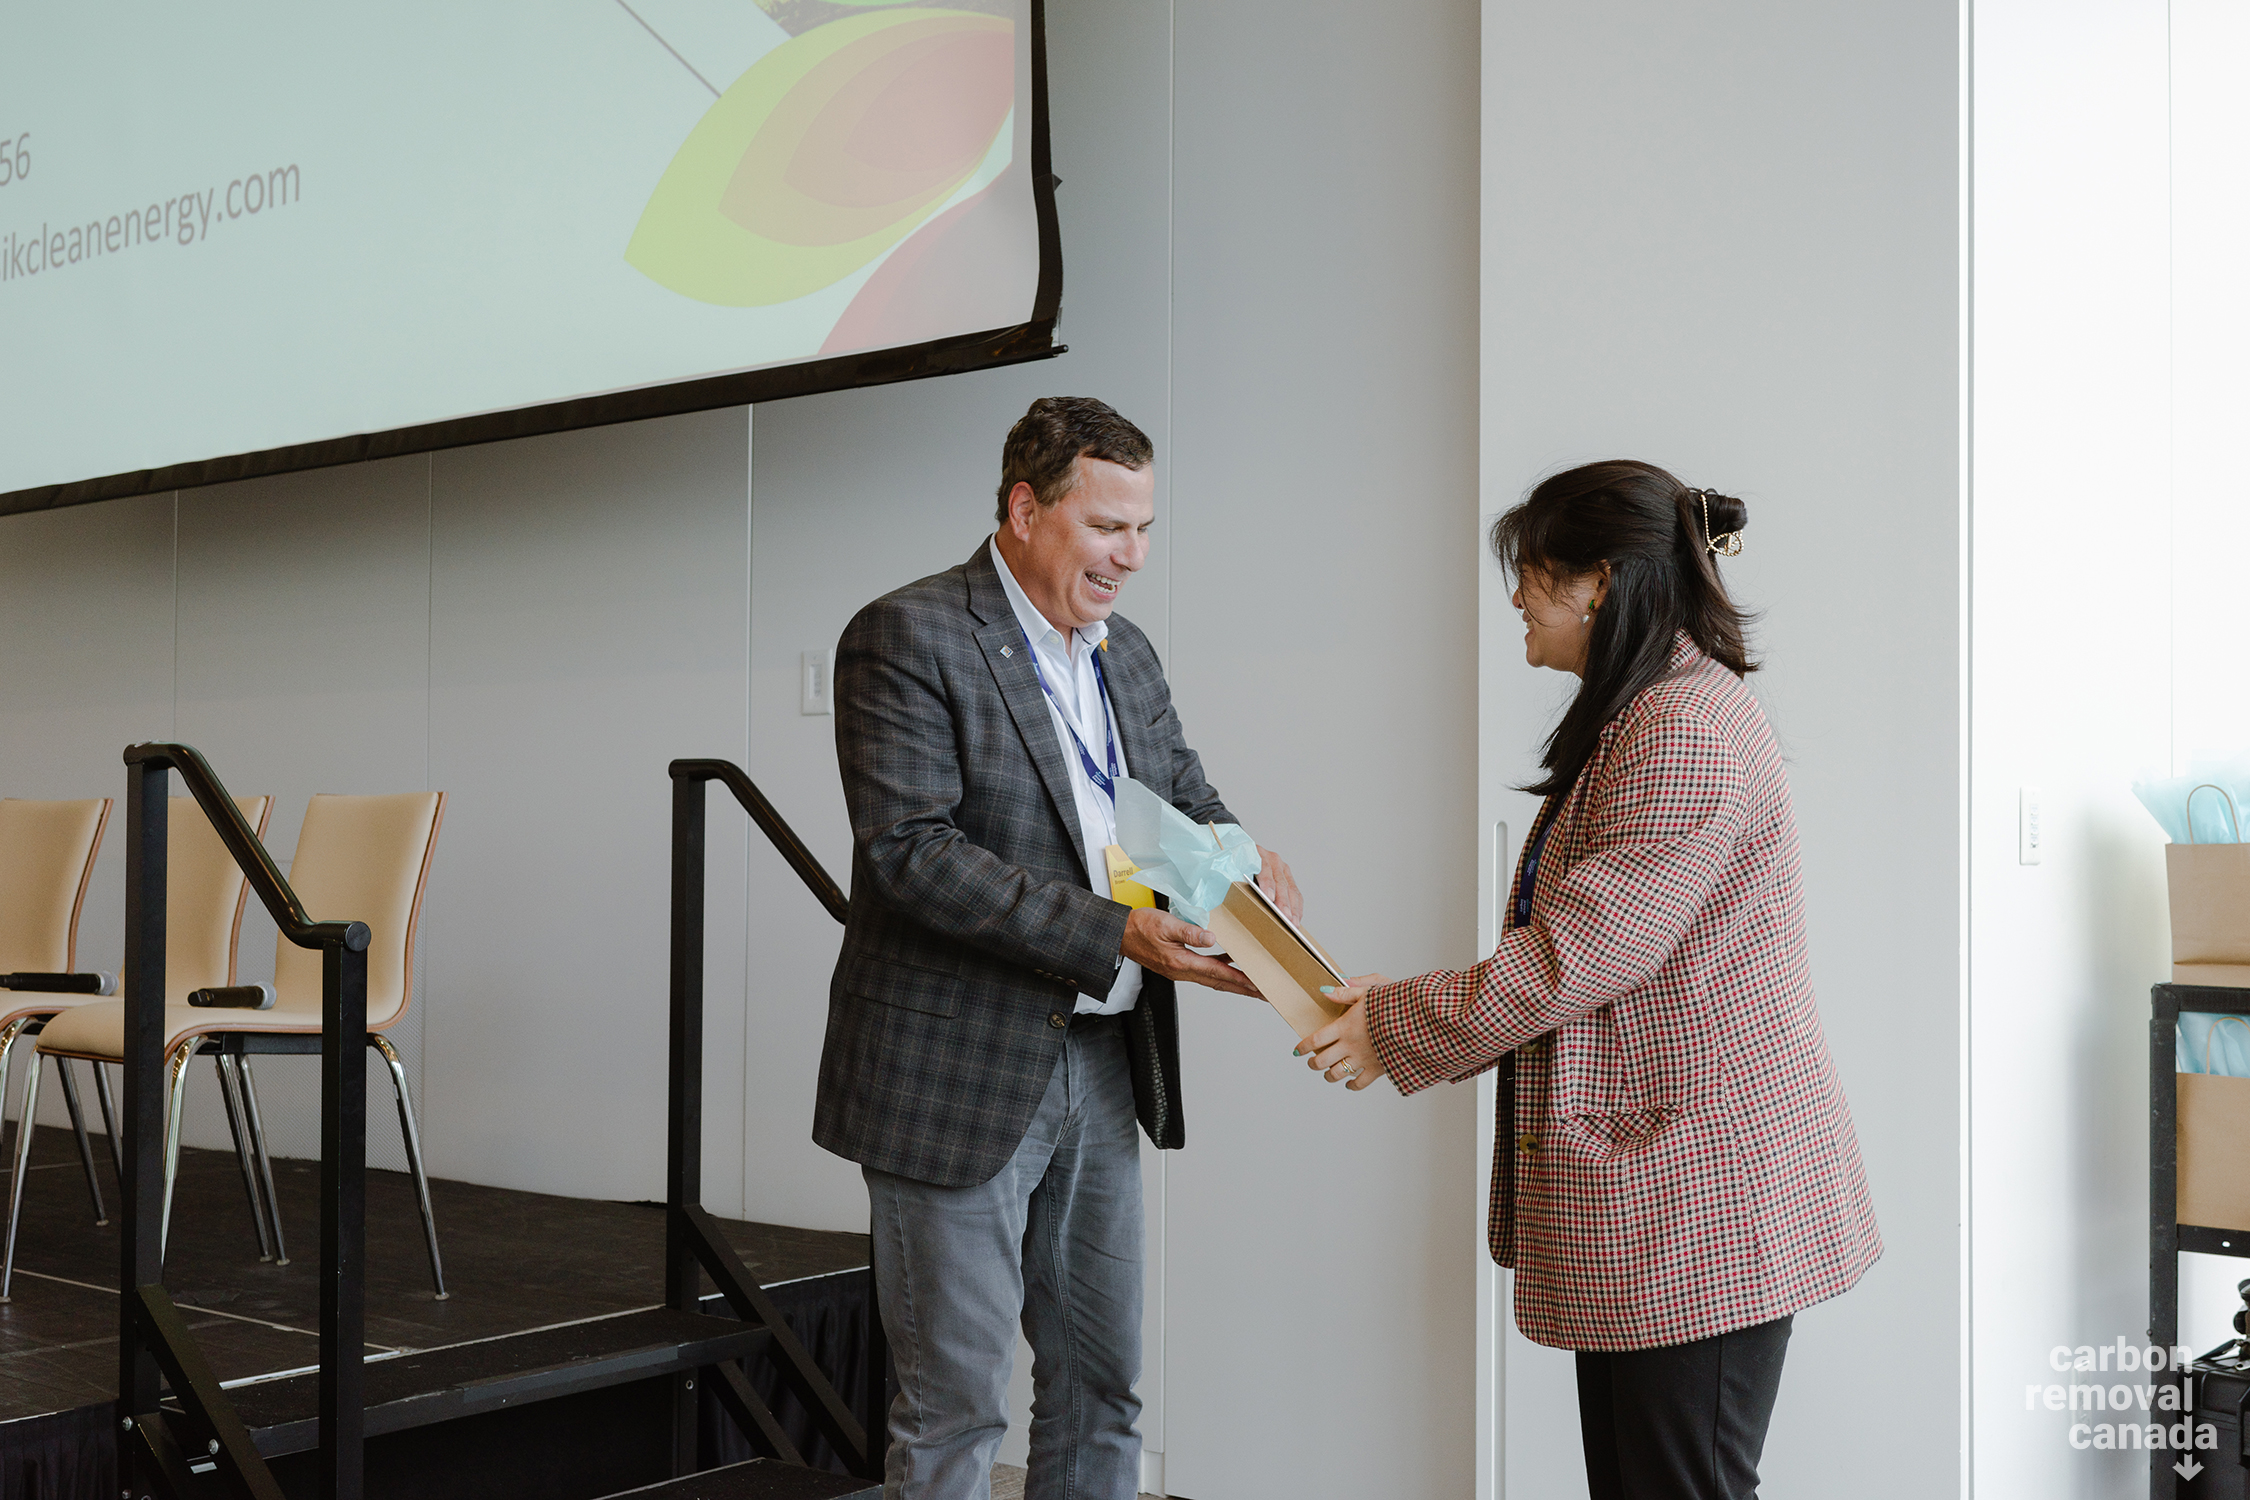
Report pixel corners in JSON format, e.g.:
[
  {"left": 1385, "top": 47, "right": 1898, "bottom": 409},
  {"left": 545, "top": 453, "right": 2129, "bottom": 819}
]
[{"left": 0, "top": 1124, "right": 879, "bottom": 1499}]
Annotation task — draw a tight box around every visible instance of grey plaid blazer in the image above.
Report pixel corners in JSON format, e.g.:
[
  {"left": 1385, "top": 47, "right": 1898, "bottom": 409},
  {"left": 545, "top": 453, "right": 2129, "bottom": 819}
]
[{"left": 814, "top": 542, "right": 1235, "bottom": 1187}]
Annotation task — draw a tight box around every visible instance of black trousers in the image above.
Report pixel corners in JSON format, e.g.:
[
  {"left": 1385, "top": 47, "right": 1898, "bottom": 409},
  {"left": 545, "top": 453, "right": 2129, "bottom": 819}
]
[{"left": 1575, "top": 1315, "right": 1793, "bottom": 1500}]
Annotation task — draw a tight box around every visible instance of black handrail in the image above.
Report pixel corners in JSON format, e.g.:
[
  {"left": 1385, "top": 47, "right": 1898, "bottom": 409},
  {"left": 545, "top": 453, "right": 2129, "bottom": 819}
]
[
  {"left": 142, "top": 742, "right": 370, "bottom": 956},
  {"left": 670, "top": 759, "right": 848, "bottom": 925},
  {"left": 665, "top": 758, "right": 873, "bottom": 1481},
  {"left": 119, "top": 743, "right": 368, "bottom": 1500}
]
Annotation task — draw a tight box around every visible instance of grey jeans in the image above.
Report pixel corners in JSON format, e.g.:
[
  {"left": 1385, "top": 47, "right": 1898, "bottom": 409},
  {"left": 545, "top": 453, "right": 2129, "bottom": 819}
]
[{"left": 864, "top": 1013, "right": 1144, "bottom": 1500}]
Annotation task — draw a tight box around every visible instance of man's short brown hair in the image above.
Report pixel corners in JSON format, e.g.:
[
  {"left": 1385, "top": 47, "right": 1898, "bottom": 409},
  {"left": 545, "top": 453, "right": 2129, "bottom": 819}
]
[{"left": 994, "top": 397, "right": 1154, "bottom": 523}]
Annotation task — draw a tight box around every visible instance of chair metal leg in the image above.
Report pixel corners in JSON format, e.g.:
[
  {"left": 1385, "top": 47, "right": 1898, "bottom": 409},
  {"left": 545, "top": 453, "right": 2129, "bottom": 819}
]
[
  {"left": 0, "top": 1019, "right": 25, "bottom": 1206},
  {"left": 372, "top": 1035, "right": 446, "bottom": 1299},
  {"left": 52, "top": 1060, "right": 106, "bottom": 1227},
  {"left": 158, "top": 1042, "right": 192, "bottom": 1263},
  {"left": 3, "top": 1054, "right": 45, "bottom": 1301},
  {"left": 214, "top": 1055, "right": 275, "bottom": 1261},
  {"left": 238, "top": 1057, "right": 288, "bottom": 1266},
  {"left": 91, "top": 1061, "right": 123, "bottom": 1182}
]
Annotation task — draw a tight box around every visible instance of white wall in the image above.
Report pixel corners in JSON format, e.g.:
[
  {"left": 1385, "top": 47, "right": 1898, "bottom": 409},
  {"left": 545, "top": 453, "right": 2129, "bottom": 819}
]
[
  {"left": 2170, "top": 0, "right": 2250, "bottom": 766},
  {"left": 1161, "top": 2, "right": 1481, "bottom": 1497},
  {"left": 425, "top": 415, "right": 753, "bottom": 1205},
  {"left": 1479, "top": 2, "right": 1964, "bottom": 1496}
]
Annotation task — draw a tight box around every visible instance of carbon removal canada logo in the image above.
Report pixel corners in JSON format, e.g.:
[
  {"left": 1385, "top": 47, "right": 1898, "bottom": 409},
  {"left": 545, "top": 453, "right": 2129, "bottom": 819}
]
[{"left": 2028, "top": 1338, "right": 2214, "bottom": 1479}]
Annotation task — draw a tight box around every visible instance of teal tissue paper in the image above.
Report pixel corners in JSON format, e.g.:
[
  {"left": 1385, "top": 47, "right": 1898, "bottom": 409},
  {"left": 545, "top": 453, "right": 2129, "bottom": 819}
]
[
  {"left": 2134, "top": 762, "right": 2250, "bottom": 844},
  {"left": 1114, "top": 777, "right": 1260, "bottom": 928}
]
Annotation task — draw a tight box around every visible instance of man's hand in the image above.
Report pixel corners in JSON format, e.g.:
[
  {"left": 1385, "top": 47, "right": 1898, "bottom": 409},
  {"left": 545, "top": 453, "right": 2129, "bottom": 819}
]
[
  {"left": 1123, "top": 907, "right": 1262, "bottom": 998},
  {"left": 1257, "top": 846, "right": 1303, "bottom": 923}
]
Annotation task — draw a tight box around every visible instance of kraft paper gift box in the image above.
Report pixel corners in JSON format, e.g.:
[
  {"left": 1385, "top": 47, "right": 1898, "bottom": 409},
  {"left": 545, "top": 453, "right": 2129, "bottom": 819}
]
[
  {"left": 2178, "top": 1017, "right": 2250, "bottom": 1231},
  {"left": 2166, "top": 843, "right": 2250, "bottom": 988},
  {"left": 1106, "top": 777, "right": 1353, "bottom": 1040},
  {"left": 2138, "top": 776, "right": 2250, "bottom": 985},
  {"left": 1202, "top": 880, "right": 1350, "bottom": 1040}
]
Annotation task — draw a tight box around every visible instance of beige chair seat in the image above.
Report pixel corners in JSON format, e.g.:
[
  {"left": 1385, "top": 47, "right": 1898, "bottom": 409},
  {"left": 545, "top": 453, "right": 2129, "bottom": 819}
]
[
  {"left": 0, "top": 994, "right": 109, "bottom": 1039},
  {"left": 35, "top": 991, "right": 408, "bottom": 1061}
]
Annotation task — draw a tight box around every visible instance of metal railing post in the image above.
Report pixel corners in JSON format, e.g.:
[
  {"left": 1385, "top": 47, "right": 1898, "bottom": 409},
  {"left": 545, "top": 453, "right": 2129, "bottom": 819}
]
[
  {"left": 118, "top": 752, "right": 168, "bottom": 1474},
  {"left": 665, "top": 757, "right": 877, "bottom": 1480},
  {"left": 319, "top": 938, "right": 368, "bottom": 1500},
  {"left": 668, "top": 770, "right": 707, "bottom": 1473},
  {"left": 114, "top": 744, "right": 357, "bottom": 1500}
]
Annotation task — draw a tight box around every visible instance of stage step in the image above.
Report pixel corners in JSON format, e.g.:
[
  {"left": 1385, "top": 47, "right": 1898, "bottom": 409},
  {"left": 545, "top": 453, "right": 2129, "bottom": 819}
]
[
  {"left": 602, "top": 1458, "right": 878, "bottom": 1499},
  {"left": 223, "top": 1307, "right": 772, "bottom": 1458}
]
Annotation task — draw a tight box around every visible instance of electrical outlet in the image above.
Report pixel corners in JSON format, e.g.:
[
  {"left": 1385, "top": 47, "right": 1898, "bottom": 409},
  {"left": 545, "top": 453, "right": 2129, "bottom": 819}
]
[
  {"left": 2019, "top": 786, "right": 2043, "bottom": 865},
  {"left": 800, "top": 649, "right": 832, "bottom": 715}
]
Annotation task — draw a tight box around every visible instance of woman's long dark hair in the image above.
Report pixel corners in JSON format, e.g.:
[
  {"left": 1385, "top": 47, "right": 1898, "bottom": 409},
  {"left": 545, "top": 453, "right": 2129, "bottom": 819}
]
[{"left": 1492, "top": 460, "right": 1759, "bottom": 799}]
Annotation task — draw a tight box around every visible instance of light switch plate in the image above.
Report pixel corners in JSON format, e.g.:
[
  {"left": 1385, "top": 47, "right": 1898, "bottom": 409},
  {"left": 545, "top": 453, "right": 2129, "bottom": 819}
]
[
  {"left": 2019, "top": 786, "right": 2043, "bottom": 865},
  {"left": 801, "top": 649, "right": 832, "bottom": 715}
]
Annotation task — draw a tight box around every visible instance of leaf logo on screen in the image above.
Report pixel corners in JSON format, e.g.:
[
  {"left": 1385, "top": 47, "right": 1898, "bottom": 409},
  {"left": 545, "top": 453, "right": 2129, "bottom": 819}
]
[{"left": 627, "top": 6, "right": 1015, "bottom": 307}]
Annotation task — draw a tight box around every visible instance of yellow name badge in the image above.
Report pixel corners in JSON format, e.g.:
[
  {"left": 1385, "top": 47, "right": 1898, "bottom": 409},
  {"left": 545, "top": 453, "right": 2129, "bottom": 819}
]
[{"left": 1104, "top": 844, "right": 1156, "bottom": 909}]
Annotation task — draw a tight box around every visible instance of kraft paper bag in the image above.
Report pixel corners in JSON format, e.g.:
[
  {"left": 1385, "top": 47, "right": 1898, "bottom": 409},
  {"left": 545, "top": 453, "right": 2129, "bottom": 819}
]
[
  {"left": 2179, "top": 1016, "right": 2250, "bottom": 1230},
  {"left": 1203, "top": 880, "right": 1349, "bottom": 1041},
  {"left": 2166, "top": 843, "right": 2250, "bottom": 989}
]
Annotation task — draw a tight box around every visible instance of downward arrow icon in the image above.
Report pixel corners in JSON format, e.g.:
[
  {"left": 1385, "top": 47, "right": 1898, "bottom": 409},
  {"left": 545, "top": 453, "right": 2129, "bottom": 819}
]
[{"left": 2177, "top": 1456, "right": 2205, "bottom": 1480}]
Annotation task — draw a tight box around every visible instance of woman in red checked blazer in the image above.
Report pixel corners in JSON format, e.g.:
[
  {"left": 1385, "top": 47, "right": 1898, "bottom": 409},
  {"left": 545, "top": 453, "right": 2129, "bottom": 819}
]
[{"left": 1304, "top": 460, "right": 1879, "bottom": 1500}]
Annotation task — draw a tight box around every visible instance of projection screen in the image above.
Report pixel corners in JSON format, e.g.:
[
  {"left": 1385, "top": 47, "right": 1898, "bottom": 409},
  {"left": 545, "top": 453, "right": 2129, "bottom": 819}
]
[{"left": 0, "top": 0, "right": 1061, "bottom": 515}]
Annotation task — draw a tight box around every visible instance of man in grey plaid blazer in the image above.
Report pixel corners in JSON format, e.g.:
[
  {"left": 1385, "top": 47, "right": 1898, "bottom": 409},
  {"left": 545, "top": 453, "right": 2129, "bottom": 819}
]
[{"left": 818, "top": 398, "right": 1296, "bottom": 1500}]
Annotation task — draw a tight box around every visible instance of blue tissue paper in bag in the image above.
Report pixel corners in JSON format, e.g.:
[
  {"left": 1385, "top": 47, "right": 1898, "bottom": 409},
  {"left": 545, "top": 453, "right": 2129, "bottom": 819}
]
[
  {"left": 1113, "top": 777, "right": 1261, "bottom": 928},
  {"left": 2133, "top": 762, "right": 2250, "bottom": 844},
  {"left": 2180, "top": 1012, "right": 2250, "bottom": 1078}
]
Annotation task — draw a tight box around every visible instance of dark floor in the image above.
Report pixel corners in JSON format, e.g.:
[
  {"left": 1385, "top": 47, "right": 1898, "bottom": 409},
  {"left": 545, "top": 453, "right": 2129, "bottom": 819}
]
[
  {"left": 990, "top": 1466, "right": 1160, "bottom": 1500},
  {"left": 0, "top": 1123, "right": 869, "bottom": 1423}
]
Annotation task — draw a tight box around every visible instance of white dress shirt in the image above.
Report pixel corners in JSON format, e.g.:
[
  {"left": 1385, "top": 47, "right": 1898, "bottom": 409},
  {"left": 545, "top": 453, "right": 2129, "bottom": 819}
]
[{"left": 989, "top": 536, "right": 1144, "bottom": 1015}]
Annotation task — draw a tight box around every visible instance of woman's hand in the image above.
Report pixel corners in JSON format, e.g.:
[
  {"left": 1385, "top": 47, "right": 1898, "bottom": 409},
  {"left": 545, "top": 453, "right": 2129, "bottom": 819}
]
[{"left": 1294, "top": 973, "right": 1392, "bottom": 1090}]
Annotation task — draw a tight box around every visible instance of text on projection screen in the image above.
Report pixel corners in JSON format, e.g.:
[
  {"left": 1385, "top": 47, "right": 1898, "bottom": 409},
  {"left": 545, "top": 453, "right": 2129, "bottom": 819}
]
[{"left": 0, "top": 1, "right": 1040, "bottom": 496}]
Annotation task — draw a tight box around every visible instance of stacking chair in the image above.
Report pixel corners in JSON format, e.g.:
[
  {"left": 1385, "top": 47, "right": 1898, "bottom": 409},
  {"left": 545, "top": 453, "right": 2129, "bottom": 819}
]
[
  {"left": 0, "top": 796, "right": 271, "bottom": 1297},
  {"left": 0, "top": 798, "right": 114, "bottom": 1237},
  {"left": 30, "top": 792, "right": 448, "bottom": 1297}
]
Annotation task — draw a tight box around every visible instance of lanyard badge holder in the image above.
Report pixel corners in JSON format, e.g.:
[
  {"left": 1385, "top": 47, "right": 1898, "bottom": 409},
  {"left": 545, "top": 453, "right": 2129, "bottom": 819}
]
[{"left": 1026, "top": 633, "right": 1153, "bottom": 908}]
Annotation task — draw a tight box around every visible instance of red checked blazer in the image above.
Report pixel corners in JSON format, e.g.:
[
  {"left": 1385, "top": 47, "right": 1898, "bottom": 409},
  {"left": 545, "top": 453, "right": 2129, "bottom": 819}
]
[{"left": 1364, "top": 635, "right": 1880, "bottom": 1351}]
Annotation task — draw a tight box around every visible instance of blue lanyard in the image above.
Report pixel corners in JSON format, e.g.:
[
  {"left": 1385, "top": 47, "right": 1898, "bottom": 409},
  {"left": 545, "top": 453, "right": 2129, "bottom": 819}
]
[
  {"left": 1027, "top": 631, "right": 1120, "bottom": 807},
  {"left": 1513, "top": 800, "right": 1557, "bottom": 928}
]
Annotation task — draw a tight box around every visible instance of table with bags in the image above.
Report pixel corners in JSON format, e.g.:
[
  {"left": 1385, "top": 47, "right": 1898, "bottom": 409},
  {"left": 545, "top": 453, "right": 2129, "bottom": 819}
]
[{"left": 2148, "top": 770, "right": 2250, "bottom": 1497}]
